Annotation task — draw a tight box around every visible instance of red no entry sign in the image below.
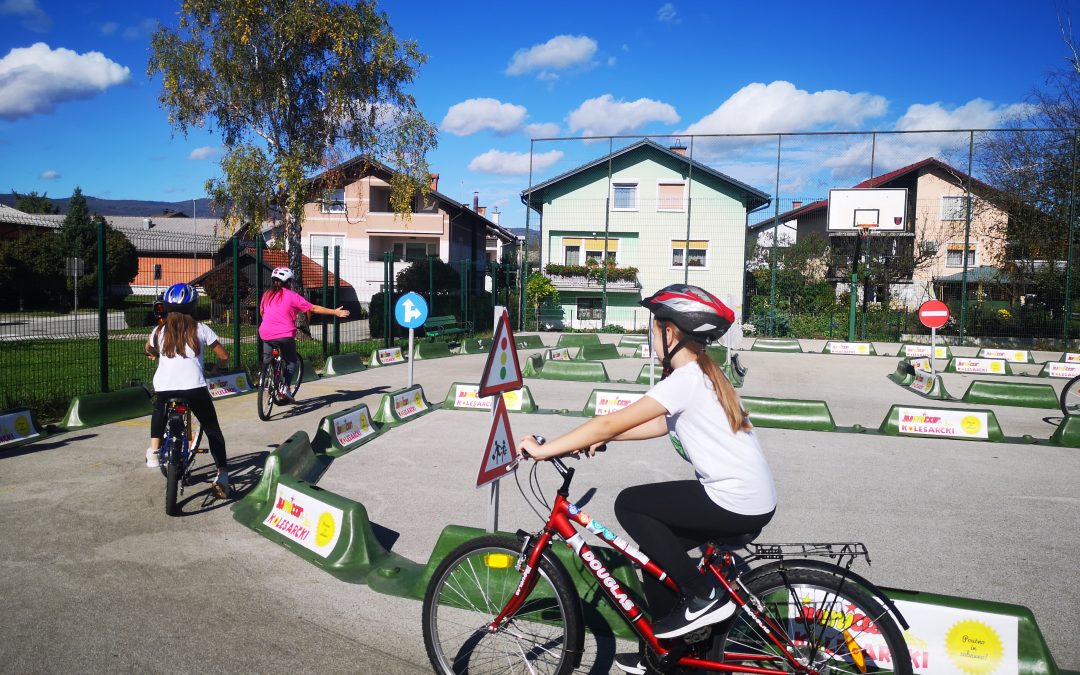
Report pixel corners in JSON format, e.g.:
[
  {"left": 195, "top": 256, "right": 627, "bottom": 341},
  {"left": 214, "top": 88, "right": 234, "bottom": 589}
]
[{"left": 918, "top": 300, "right": 950, "bottom": 329}]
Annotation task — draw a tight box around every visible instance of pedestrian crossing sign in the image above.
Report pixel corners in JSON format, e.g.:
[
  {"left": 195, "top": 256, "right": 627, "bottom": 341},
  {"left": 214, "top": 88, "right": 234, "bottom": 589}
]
[{"left": 476, "top": 395, "right": 516, "bottom": 488}]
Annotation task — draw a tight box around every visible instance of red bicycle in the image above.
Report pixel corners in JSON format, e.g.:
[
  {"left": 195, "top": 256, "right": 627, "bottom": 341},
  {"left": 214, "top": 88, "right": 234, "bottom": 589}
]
[{"left": 421, "top": 447, "right": 911, "bottom": 674}]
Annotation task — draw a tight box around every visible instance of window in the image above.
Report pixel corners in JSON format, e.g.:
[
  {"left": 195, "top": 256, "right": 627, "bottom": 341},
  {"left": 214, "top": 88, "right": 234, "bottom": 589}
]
[
  {"left": 310, "top": 234, "right": 345, "bottom": 259},
  {"left": 657, "top": 182, "right": 686, "bottom": 211},
  {"left": 565, "top": 246, "right": 580, "bottom": 266},
  {"left": 153, "top": 264, "right": 162, "bottom": 280},
  {"left": 671, "top": 240, "right": 709, "bottom": 268},
  {"left": 321, "top": 188, "right": 346, "bottom": 213},
  {"left": 612, "top": 182, "right": 638, "bottom": 210},
  {"left": 945, "top": 243, "right": 976, "bottom": 267},
  {"left": 941, "top": 196, "right": 971, "bottom": 221},
  {"left": 392, "top": 241, "right": 437, "bottom": 261},
  {"left": 370, "top": 186, "right": 392, "bottom": 212},
  {"left": 576, "top": 297, "right": 603, "bottom": 321}
]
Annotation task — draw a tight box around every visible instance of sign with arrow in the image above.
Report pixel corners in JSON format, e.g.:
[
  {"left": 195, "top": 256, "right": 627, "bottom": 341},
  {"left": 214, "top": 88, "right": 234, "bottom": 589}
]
[
  {"left": 476, "top": 395, "right": 517, "bottom": 488},
  {"left": 478, "top": 310, "right": 523, "bottom": 397},
  {"left": 395, "top": 292, "right": 429, "bottom": 329}
]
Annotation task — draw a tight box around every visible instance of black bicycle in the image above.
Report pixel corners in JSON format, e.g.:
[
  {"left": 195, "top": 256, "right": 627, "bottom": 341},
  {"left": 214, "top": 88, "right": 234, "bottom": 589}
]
[
  {"left": 257, "top": 342, "right": 304, "bottom": 421},
  {"left": 1061, "top": 373, "right": 1080, "bottom": 417},
  {"left": 157, "top": 398, "right": 206, "bottom": 517}
]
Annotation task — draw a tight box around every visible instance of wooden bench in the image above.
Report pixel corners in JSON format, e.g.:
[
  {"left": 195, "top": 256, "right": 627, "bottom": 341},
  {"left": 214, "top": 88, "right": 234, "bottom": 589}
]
[{"left": 423, "top": 315, "right": 469, "bottom": 339}]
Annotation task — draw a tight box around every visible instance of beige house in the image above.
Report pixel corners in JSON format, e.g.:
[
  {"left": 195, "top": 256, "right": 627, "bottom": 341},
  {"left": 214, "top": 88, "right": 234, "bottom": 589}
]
[{"left": 749, "top": 158, "right": 1008, "bottom": 309}]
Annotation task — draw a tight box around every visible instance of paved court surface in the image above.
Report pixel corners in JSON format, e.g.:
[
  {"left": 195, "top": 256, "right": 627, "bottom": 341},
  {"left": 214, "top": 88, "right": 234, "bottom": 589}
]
[{"left": 1, "top": 336, "right": 1078, "bottom": 673}]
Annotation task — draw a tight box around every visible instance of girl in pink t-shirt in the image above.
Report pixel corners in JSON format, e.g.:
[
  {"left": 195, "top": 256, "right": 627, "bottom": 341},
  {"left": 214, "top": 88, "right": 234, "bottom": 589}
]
[{"left": 258, "top": 267, "right": 349, "bottom": 402}]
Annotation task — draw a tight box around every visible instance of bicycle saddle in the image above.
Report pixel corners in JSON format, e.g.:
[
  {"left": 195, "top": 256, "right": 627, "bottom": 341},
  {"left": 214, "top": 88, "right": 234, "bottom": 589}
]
[{"left": 708, "top": 530, "right": 760, "bottom": 551}]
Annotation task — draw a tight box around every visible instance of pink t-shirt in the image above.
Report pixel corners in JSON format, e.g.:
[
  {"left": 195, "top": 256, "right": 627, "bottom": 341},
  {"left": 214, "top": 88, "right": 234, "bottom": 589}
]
[{"left": 259, "top": 287, "right": 313, "bottom": 340}]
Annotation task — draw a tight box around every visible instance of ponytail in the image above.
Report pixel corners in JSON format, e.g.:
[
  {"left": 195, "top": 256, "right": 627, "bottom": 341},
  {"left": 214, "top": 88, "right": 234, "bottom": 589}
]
[
  {"left": 680, "top": 336, "right": 752, "bottom": 433},
  {"left": 261, "top": 278, "right": 285, "bottom": 313},
  {"left": 160, "top": 312, "right": 201, "bottom": 359}
]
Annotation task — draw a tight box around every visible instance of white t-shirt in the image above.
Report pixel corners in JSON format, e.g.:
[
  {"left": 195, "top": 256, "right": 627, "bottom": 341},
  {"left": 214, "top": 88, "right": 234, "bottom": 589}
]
[
  {"left": 646, "top": 360, "right": 777, "bottom": 515},
  {"left": 150, "top": 323, "right": 220, "bottom": 392}
]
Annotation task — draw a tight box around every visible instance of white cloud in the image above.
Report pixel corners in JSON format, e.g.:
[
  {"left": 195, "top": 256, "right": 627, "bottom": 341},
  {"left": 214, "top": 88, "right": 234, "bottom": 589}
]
[
  {"left": 607, "top": 56, "right": 617, "bottom": 67},
  {"left": 506, "top": 35, "right": 597, "bottom": 77},
  {"left": 100, "top": 21, "right": 118, "bottom": 36},
  {"left": 469, "top": 149, "right": 564, "bottom": 175},
  {"left": 122, "top": 18, "right": 158, "bottom": 40},
  {"left": 39, "top": 169, "right": 60, "bottom": 180},
  {"left": 441, "top": 98, "right": 527, "bottom": 136},
  {"left": 525, "top": 122, "right": 560, "bottom": 139},
  {"left": 894, "top": 98, "right": 1031, "bottom": 131},
  {"left": 567, "top": 94, "right": 680, "bottom": 137},
  {"left": 0, "top": 43, "right": 130, "bottom": 120},
  {"left": 657, "top": 3, "right": 679, "bottom": 23},
  {"left": 188, "top": 146, "right": 220, "bottom": 161},
  {"left": 0, "top": 0, "right": 51, "bottom": 33}
]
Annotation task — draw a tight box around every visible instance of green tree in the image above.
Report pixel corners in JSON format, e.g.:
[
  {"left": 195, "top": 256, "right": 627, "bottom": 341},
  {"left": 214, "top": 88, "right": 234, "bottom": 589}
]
[
  {"left": 395, "top": 256, "right": 460, "bottom": 299},
  {"left": 525, "top": 272, "right": 559, "bottom": 330},
  {"left": 0, "top": 231, "right": 66, "bottom": 310},
  {"left": 11, "top": 190, "right": 58, "bottom": 214},
  {"left": 60, "top": 187, "right": 139, "bottom": 302},
  {"left": 148, "top": 0, "right": 437, "bottom": 284}
]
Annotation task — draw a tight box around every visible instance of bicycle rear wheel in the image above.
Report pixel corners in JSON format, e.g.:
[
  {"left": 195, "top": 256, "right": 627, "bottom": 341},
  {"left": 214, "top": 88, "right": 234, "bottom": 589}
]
[
  {"left": 257, "top": 362, "right": 276, "bottom": 421},
  {"left": 710, "top": 568, "right": 912, "bottom": 674},
  {"left": 1060, "top": 374, "right": 1080, "bottom": 416},
  {"left": 422, "top": 535, "right": 582, "bottom": 675},
  {"left": 289, "top": 354, "right": 304, "bottom": 397},
  {"left": 164, "top": 438, "right": 181, "bottom": 517}
]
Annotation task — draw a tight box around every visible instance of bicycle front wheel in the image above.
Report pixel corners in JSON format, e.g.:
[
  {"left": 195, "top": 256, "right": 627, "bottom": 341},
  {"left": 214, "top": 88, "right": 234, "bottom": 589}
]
[
  {"left": 711, "top": 568, "right": 912, "bottom": 674},
  {"left": 164, "top": 442, "right": 181, "bottom": 517},
  {"left": 1061, "top": 374, "right": 1080, "bottom": 416},
  {"left": 422, "top": 535, "right": 582, "bottom": 675},
  {"left": 257, "top": 362, "right": 275, "bottom": 421},
  {"left": 289, "top": 354, "right": 304, "bottom": 397}
]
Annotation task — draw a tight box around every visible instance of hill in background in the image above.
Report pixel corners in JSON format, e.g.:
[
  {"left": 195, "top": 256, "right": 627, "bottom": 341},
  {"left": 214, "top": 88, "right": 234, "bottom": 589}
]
[{"left": 0, "top": 193, "right": 215, "bottom": 218}]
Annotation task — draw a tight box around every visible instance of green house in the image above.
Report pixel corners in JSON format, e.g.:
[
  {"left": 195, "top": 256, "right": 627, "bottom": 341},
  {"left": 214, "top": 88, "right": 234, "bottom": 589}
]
[{"left": 521, "top": 139, "right": 770, "bottom": 329}]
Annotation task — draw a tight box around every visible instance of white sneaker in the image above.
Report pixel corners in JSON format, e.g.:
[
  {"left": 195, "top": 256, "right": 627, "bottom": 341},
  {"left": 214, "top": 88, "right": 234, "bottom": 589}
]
[
  {"left": 211, "top": 472, "right": 231, "bottom": 499},
  {"left": 145, "top": 447, "right": 159, "bottom": 468}
]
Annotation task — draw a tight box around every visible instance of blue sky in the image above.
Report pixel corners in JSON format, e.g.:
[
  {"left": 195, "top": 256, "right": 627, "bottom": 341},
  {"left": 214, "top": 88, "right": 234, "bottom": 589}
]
[{"left": 1, "top": 0, "right": 1079, "bottom": 230}]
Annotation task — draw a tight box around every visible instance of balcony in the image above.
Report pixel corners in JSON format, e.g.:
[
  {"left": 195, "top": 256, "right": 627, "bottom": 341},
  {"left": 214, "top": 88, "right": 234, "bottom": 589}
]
[
  {"left": 544, "top": 263, "right": 641, "bottom": 292},
  {"left": 363, "top": 211, "right": 445, "bottom": 235}
]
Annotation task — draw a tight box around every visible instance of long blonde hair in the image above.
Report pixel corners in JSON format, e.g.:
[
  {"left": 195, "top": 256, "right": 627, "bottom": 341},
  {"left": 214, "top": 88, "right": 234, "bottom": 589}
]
[
  {"left": 666, "top": 324, "right": 751, "bottom": 433},
  {"left": 157, "top": 312, "right": 201, "bottom": 359}
]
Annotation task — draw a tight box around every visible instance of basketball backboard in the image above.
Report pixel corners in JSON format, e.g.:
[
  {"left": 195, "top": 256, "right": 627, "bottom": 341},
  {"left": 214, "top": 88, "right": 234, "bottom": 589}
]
[{"left": 827, "top": 188, "right": 908, "bottom": 232}]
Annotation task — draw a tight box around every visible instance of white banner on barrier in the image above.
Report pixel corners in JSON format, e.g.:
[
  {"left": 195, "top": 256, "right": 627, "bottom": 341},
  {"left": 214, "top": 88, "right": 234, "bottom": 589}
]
[
  {"left": 909, "top": 357, "right": 932, "bottom": 373},
  {"left": 393, "top": 387, "right": 428, "bottom": 419},
  {"left": 953, "top": 358, "right": 1007, "bottom": 374},
  {"left": 262, "top": 484, "right": 344, "bottom": 558},
  {"left": 895, "top": 599, "right": 1019, "bottom": 675},
  {"left": 636, "top": 344, "right": 653, "bottom": 359},
  {"left": 1045, "top": 361, "right": 1080, "bottom": 378},
  {"left": 1064, "top": 352, "right": 1080, "bottom": 363},
  {"left": 206, "top": 372, "right": 252, "bottom": 398},
  {"left": 908, "top": 372, "right": 936, "bottom": 395},
  {"left": 593, "top": 391, "right": 644, "bottom": 416},
  {"left": 332, "top": 406, "right": 378, "bottom": 447},
  {"left": 978, "top": 348, "right": 1029, "bottom": 363},
  {"left": 897, "top": 407, "right": 989, "bottom": 439},
  {"left": 903, "top": 345, "right": 949, "bottom": 359},
  {"left": 0, "top": 410, "right": 39, "bottom": 446},
  {"left": 546, "top": 348, "right": 572, "bottom": 361},
  {"left": 452, "top": 384, "right": 523, "bottom": 411},
  {"left": 378, "top": 347, "right": 405, "bottom": 364},
  {"left": 827, "top": 341, "right": 872, "bottom": 355}
]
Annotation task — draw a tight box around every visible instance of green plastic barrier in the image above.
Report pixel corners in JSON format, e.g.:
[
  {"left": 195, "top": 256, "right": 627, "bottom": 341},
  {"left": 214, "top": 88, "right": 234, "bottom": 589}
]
[
  {"left": 881, "top": 586, "right": 1062, "bottom": 675},
  {"left": 581, "top": 389, "right": 646, "bottom": 417},
  {"left": 721, "top": 360, "right": 744, "bottom": 389},
  {"left": 371, "top": 384, "right": 437, "bottom": 427},
  {"left": 522, "top": 353, "right": 544, "bottom": 377},
  {"left": 1037, "top": 361, "right": 1080, "bottom": 378},
  {"left": 741, "top": 396, "right": 837, "bottom": 431},
  {"left": 1049, "top": 415, "right": 1080, "bottom": 447},
  {"left": 632, "top": 344, "right": 653, "bottom": 359},
  {"left": 535, "top": 359, "right": 610, "bottom": 382},
  {"left": 240, "top": 431, "right": 332, "bottom": 505},
  {"left": 441, "top": 382, "right": 538, "bottom": 413},
  {"left": 751, "top": 338, "right": 803, "bottom": 353},
  {"left": 900, "top": 342, "right": 953, "bottom": 360},
  {"left": 460, "top": 337, "right": 493, "bottom": 354},
  {"left": 824, "top": 340, "right": 877, "bottom": 356},
  {"left": 367, "top": 347, "right": 407, "bottom": 367},
  {"left": 414, "top": 341, "right": 453, "bottom": 360},
  {"left": 977, "top": 347, "right": 1036, "bottom": 364},
  {"left": 888, "top": 359, "right": 918, "bottom": 385},
  {"left": 945, "top": 357, "right": 1013, "bottom": 376},
  {"left": 706, "top": 345, "right": 729, "bottom": 363},
  {"left": 556, "top": 333, "right": 602, "bottom": 348},
  {"left": 312, "top": 403, "right": 382, "bottom": 457},
  {"left": 906, "top": 372, "right": 953, "bottom": 400},
  {"left": 59, "top": 385, "right": 153, "bottom": 430},
  {"left": 0, "top": 406, "right": 46, "bottom": 449},
  {"left": 324, "top": 352, "right": 367, "bottom": 376},
  {"left": 515, "top": 335, "right": 546, "bottom": 350},
  {"left": 574, "top": 343, "right": 621, "bottom": 360},
  {"left": 962, "top": 381, "right": 1059, "bottom": 409},
  {"left": 1058, "top": 351, "right": 1080, "bottom": 364},
  {"left": 636, "top": 363, "right": 662, "bottom": 385},
  {"left": 618, "top": 334, "right": 648, "bottom": 347},
  {"left": 878, "top": 404, "right": 1005, "bottom": 442}
]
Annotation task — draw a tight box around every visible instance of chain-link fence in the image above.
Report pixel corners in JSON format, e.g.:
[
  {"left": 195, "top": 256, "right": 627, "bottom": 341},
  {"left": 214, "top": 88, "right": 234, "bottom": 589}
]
[{"left": 523, "top": 129, "right": 1080, "bottom": 345}]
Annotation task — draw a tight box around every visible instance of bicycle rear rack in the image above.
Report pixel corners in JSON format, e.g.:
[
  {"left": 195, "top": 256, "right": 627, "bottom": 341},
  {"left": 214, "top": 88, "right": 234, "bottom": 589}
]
[{"left": 743, "top": 542, "right": 870, "bottom": 568}]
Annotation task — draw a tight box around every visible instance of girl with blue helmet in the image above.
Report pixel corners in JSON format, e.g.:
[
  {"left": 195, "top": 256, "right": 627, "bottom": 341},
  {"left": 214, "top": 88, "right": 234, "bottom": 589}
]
[{"left": 144, "top": 282, "right": 232, "bottom": 498}]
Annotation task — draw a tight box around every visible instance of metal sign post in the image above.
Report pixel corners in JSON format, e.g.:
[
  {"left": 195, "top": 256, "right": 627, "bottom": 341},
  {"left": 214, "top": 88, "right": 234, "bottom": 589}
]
[
  {"left": 65, "top": 257, "right": 84, "bottom": 320},
  {"left": 488, "top": 305, "right": 505, "bottom": 533},
  {"left": 918, "top": 300, "right": 950, "bottom": 377},
  {"left": 394, "top": 292, "right": 428, "bottom": 388}
]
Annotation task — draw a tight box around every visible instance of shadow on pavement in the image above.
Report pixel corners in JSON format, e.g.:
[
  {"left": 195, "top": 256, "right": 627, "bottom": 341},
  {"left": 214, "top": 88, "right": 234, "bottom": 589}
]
[
  {"left": 171, "top": 449, "right": 268, "bottom": 518},
  {"left": 0, "top": 433, "right": 98, "bottom": 459},
  {"left": 263, "top": 385, "right": 390, "bottom": 420}
]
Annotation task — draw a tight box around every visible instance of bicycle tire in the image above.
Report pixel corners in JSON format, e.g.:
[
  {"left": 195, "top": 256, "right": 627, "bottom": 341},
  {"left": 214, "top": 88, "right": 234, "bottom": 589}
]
[
  {"left": 257, "top": 361, "right": 275, "bottom": 421},
  {"left": 164, "top": 441, "right": 181, "bottom": 517},
  {"left": 422, "top": 534, "right": 583, "bottom": 675},
  {"left": 1060, "top": 374, "right": 1080, "bottom": 417},
  {"left": 289, "top": 353, "right": 304, "bottom": 397},
  {"left": 709, "top": 568, "right": 912, "bottom": 674}
]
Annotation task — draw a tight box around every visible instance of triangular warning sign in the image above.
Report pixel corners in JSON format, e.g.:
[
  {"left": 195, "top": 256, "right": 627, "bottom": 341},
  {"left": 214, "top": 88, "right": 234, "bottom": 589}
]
[
  {"left": 478, "top": 310, "right": 523, "bottom": 397},
  {"left": 476, "top": 395, "right": 516, "bottom": 488}
]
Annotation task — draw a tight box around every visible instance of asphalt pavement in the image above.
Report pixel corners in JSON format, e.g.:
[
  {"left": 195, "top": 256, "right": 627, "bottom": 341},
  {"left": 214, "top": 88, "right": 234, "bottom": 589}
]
[{"left": 1, "top": 335, "right": 1077, "bottom": 674}]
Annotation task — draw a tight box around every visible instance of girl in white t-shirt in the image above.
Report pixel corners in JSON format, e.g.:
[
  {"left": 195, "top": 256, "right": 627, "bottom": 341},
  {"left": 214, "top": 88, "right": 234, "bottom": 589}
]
[
  {"left": 144, "top": 283, "right": 232, "bottom": 499},
  {"left": 518, "top": 285, "right": 776, "bottom": 672}
]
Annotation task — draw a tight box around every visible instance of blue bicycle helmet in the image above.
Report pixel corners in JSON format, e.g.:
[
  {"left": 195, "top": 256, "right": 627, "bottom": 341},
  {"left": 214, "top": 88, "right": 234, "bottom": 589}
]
[{"left": 162, "top": 283, "right": 199, "bottom": 314}]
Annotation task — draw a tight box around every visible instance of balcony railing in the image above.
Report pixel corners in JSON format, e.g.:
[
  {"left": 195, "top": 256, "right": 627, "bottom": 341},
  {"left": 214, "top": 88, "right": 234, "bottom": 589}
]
[{"left": 545, "top": 264, "right": 641, "bottom": 291}]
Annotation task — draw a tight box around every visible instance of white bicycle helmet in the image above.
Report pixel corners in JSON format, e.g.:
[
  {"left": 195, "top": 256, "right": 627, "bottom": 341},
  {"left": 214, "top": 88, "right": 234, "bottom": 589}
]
[{"left": 271, "top": 267, "right": 294, "bottom": 283}]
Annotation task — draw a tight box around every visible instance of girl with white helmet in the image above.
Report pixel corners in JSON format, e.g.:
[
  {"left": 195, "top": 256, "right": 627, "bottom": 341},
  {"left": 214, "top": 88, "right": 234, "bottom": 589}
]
[
  {"left": 517, "top": 284, "right": 776, "bottom": 673},
  {"left": 258, "top": 266, "right": 350, "bottom": 403},
  {"left": 144, "top": 282, "right": 233, "bottom": 498}
]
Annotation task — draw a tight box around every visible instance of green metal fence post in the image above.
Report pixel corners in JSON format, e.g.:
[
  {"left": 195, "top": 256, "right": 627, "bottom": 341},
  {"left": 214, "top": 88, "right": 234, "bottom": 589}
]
[
  {"left": 768, "top": 136, "right": 782, "bottom": 336},
  {"left": 1065, "top": 131, "right": 1077, "bottom": 341},
  {"left": 97, "top": 219, "right": 108, "bottom": 393},
  {"left": 333, "top": 245, "right": 340, "bottom": 354},
  {"left": 322, "top": 246, "right": 329, "bottom": 358},
  {"left": 959, "top": 131, "right": 974, "bottom": 343},
  {"left": 383, "top": 251, "right": 391, "bottom": 348},
  {"left": 255, "top": 235, "right": 263, "bottom": 361},
  {"left": 428, "top": 254, "right": 434, "bottom": 306},
  {"left": 232, "top": 237, "right": 241, "bottom": 371}
]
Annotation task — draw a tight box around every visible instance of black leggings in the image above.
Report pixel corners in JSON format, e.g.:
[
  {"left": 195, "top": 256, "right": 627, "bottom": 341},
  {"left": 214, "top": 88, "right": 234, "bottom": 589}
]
[
  {"left": 614, "top": 480, "right": 774, "bottom": 619},
  {"left": 151, "top": 387, "right": 227, "bottom": 469},
  {"left": 262, "top": 338, "right": 299, "bottom": 383}
]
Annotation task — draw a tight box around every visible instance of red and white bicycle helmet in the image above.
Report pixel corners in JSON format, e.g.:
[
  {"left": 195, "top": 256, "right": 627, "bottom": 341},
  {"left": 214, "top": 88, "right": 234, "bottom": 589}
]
[
  {"left": 640, "top": 284, "right": 734, "bottom": 342},
  {"left": 271, "top": 267, "right": 294, "bottom": 283}
]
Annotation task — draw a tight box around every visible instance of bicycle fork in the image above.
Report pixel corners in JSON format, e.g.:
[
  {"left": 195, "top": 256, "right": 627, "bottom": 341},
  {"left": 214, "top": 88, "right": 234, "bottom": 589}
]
[{"left": 486, "top": 529, "right": 555, "bottom": 632}]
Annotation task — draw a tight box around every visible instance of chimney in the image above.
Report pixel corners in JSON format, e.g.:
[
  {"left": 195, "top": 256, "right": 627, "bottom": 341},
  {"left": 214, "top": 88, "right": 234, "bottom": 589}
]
[
  {"left": 478, "top": 206, "right": 486, "bottom": 217},
  {"left": 143, "top": 218, "right": 152, "bottom": 230},
  {"left": 669, "top": 139, "right": 687, "bottom": 156},
  {"left": 429, "top": 173, "right": 440, "bottom": 191},
  {"left": 492, "top": 206, "right": 501, "bottom": 225},
  {"left": 792, "top": 200, "right": 803, "bottom": 209},
  {"left": 472, "top": 191, "right": 479, "bottom": 212}
]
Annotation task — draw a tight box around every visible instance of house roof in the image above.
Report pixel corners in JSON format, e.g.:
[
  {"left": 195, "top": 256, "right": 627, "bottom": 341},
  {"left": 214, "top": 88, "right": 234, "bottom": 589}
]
[
  {"left": 520, "top": 138, "right": 772, "bottom": 213},
  {"left": 933, "top": 265, "right": 1008, "bottom": 284},
  {"left": 0, "top": 204, "right": 60, "bottom": 229},
  {"left": 37, "top": 213, "right": 229, "bottom": 253},
  {"left": 309, "top": 155, "right": 518, "bottom": 244},
  {"left": 748, "top": 157, "right": 992, "bottom": 235},
  {"left": 191, "top": 248, "right": 351, "bottom": 289}
]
